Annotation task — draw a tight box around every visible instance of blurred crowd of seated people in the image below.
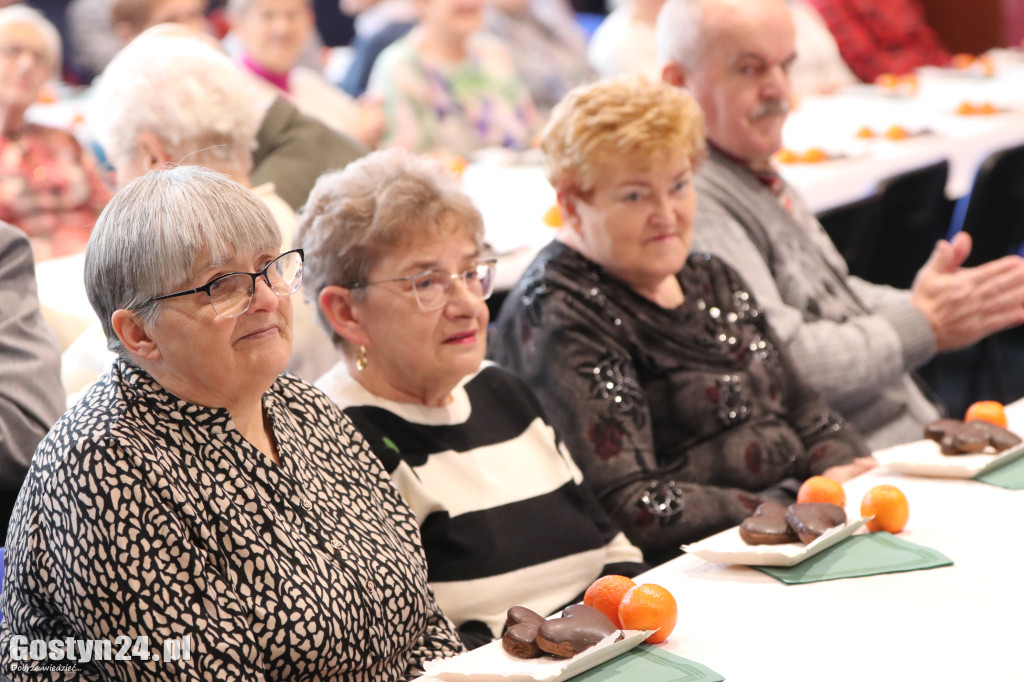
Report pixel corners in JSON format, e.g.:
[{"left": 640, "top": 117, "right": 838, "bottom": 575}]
[{"left": 1, "top": 0, "right": 958, "bottom": 265}]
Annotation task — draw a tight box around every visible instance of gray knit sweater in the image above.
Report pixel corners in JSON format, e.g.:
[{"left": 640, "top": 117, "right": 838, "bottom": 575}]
[{"left": 691, "top": 149, "right": 940, "bottom": 449}]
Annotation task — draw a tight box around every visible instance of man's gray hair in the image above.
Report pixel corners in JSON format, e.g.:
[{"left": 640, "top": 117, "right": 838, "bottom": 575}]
[
  {"left": 89, "top": 33, "right": 261, "bottom": 176},
  {"left": 657, "top": 0, "right": 706, "bottom": 69},
  {"left": 85, "top": 166, "right": 282, "bottom": 357},
  {"left": 0, "top": 5, "right": 62, "bottom": 75}
]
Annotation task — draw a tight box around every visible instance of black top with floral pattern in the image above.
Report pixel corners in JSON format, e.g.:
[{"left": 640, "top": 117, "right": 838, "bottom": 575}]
[{"left": 489, "top": 242, "right": 869, "bottom": 565}]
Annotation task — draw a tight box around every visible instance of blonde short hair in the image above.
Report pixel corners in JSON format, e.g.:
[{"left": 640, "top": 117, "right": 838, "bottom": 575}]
[
  {"left": 297, "top": 149, "right": 485, "bottom": 347},
  {"left": 541, "top": 75, "right": 706, "bottom": 195}
]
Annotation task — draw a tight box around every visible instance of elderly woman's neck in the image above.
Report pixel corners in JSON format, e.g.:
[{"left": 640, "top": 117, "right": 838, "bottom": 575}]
[
  {"left": 557, "top": 229, "right": 685, "bottom": 309},
  {"left": 348, "top": 358, "right": 456, "bottom": 408}
]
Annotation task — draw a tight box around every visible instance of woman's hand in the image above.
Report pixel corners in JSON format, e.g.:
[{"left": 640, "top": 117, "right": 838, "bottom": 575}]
[{"left": 821, "top": 456, "right": 878, "bottom": 483}]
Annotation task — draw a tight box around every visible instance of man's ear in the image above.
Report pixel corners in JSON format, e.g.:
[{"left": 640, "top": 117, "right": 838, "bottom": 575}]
[
  {"left": 136, "top": 131, "right": 171, "bottom": 171},
  {"left": 111, "top": 309, "right": 160, "bottom": 360},
  {"left": 662, "top": 61, "right": 687, "bottom": 88},
  {"left": 319, "top": 286, "right": 372, "bottom": 347}
]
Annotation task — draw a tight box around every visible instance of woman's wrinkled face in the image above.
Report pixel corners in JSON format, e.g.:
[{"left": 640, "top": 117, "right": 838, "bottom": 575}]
[
  {"left": 234, "top": 0, "right": 313, "bottom": 74},
  {"left": 143, "top": 248, "right": 293, "bottom": 408},
  {"left": 352, "top": 231, "right": 489, "bottom": 404},
  {"left": 0, "top": 23, "right": 53, "bottom": 114},
  {"left": 569, "top": 150, "right": 696, "bottom": 293}
]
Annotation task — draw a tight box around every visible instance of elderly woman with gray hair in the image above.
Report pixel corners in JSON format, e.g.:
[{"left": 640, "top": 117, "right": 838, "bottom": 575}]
[
  {"left": 0, "top": 166, "right": 463, "bottom": 681},
  {"left": 300, "top": 149, "right": 645, "bottom": 650}
]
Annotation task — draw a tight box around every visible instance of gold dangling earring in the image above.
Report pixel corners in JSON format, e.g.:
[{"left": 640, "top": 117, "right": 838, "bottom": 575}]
[{"left": 356, "top": 345, "right": 368, "bottom": 372}]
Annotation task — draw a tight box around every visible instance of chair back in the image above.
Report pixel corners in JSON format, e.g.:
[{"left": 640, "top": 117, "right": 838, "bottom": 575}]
[
  {"left": 817, "top": 192, "right": 883, "bottom": 281},
  {"left": 865, "top": 160, "right": 953, "bottom": 289},
  {"left": 957, "top": 143, "right": 1024, "bottom": 267}
]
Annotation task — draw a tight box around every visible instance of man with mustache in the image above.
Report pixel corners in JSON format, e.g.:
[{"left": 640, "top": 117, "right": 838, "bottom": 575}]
[{"left": 657, "top": 0, "right": 1024, "bottom": 449}]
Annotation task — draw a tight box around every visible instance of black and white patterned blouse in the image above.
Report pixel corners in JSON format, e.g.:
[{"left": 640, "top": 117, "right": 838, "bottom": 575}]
[{"left": 0, "top": 359, "right": 463, "bottom": 681}]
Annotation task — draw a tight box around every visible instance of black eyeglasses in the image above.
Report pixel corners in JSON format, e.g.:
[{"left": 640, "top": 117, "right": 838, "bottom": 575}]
[
  {"left": 350, "top": 258, "right": 497, "bottom": 311},
  {"left": 151, "top": 249, "right": 304, "bottom": 319}
]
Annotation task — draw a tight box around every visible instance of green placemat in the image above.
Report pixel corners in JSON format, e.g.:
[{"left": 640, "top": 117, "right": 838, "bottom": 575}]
[
  {"left": 754, "top": 532, "right": 952, "bottom": 585},
  {"left": 572, "top": 644, "right": 724, "bottom": 682},
  {"left": 974, "top": 451, "right": 1024, "bottom": 489}
]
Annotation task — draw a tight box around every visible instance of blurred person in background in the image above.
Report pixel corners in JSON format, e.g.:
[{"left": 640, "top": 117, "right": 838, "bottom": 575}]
[
  {"left": 0, "top": 5, "right": 111, "bottom": 260},
  {"left": 368, "top": 0, "right": 538, "bottom": 157},
  {"left": 807, "top": 0, "right": 950, "bottom": 82},
  {"left": 111, "top": 0, "right": 210, "bottom": 41},
  {"left": 227, "top": 0, "right": 386, "bottom": 149},
  {"left": 0, "top": 221, "right": 64, "bottom": 542},
  {"left": 588, "top": 0, "right": 664, "bottom": 80},
  {"left": 484, "top": 0, "right": 594, "bottom": 117},
  {"left": 65, "top": 0, "right": 210, "bottom": 81},
  {"left": 785, "top": 0, "right": 856, "bottom": 95},
  {"left": 338, "top": 0, "right": 417, "bottom": 97},
  {"left": 63, "top": 27, "right": 339, "bottom": 398},
  {"left": 70, "top": 0, "right": 368, "bottom": 210}
]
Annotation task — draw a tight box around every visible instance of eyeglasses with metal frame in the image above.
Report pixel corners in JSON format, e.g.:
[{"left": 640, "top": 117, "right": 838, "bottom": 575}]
[
  {"left": 150, "top": 249, "right": 304, "bottom": 319},
  {"left": 348, "top": 258, "right": 498, "bottom": 312}
]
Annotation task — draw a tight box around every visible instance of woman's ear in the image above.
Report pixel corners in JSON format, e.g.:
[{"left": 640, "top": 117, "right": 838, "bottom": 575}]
[
  {"left": 557, "top": 189, "right": 585, "bottom": 236},
  {"left": 662, "top": 61, "right": 687, "bottom": 88},
  {"left": 319, "top": 286, "right": 372, "bottom": 347},
  {"left": 111, "top": 309, "right": 160, "bottom": 360}
]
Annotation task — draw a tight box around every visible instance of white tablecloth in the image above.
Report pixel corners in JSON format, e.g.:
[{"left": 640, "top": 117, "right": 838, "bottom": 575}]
[{"left": 418, "top": 400, "right": 1024, "bottom": 682}]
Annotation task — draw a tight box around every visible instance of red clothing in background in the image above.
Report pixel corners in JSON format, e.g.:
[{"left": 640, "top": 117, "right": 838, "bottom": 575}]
[{"left": 808, "top": 0, "right": 951, "bottom": 81}]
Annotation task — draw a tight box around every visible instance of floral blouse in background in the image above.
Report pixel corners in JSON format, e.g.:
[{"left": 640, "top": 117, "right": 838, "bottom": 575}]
[
  {"left": 0, "top": 124, "right": 112, "bottom": 261},
  {"left": 490, "top": 243, "right": 870, "bottom": 566},
  {"left": 368, "top": 33, "right": 539, "bottom": 157},
  {"left": 0, "top": 359, "right": 463, "bottom": 681}
]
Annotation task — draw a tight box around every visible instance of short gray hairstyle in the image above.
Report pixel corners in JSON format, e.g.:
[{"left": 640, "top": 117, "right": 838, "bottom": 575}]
[
  {"left": 89, "top": 33, "right": 260, "bottom": 176},
  {"left": 86, "top": 166, "right": 282, "bottom": 358},
  {"left": 297, "top": 149, "right": 485, "bottom": 348},
  {"left": 657, "top": 0, "right": 705, "bottom": 69},
  {"left": 0, "top": 5, "right": 62, "bottom": 75}
]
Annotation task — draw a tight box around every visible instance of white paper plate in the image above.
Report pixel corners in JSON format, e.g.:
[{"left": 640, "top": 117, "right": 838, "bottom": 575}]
[
  {"left": 421, "top": 629, "right": 651, "bottom": 681},
  {"left": 875, "top": 437, "right": 1024, "bottom": 478},
  {"left": 681, "top": 517, "right": 868, "bottom": 567}
]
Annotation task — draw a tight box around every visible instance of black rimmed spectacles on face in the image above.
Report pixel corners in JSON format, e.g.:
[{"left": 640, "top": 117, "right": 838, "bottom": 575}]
[
  {"left": 349, "top": 258, "right": 497, "bottom": 312},
  {"left": 150, "top": 249, "right": 304, "bottom": 319}
]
